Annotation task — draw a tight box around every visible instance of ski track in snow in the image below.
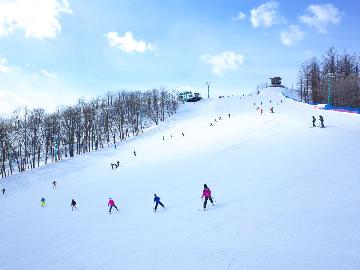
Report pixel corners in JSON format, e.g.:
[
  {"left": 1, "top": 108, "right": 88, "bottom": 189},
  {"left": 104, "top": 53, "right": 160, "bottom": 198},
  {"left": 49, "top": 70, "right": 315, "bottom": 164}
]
[{"left": 1, "top": 87, "right": 360, "bottom": 270}]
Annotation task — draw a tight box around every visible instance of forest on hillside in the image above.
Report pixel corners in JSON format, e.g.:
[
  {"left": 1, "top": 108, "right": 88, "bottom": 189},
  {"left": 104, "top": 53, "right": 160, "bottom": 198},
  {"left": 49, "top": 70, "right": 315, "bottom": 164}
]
[
  {"left": 297, "top": 47, "right": 360, "bottom": 108},
  {"left": 0, "top": 88, "right": 179, "bottom": 178}
]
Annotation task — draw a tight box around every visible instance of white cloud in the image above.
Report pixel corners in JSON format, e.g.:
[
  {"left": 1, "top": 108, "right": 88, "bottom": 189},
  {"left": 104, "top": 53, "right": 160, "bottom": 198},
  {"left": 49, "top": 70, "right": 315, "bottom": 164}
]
[
  {"left": 201, "top": 51, "right": 244, "bottom": 76},
  {"left": 0, "top": 0, "right": 72, "bottom": 40},
  {"left": 0, "top": 57, "right": 11, "bottom": 73},
  {"left": 41, "top": 69, "right": 57, "bottom": 79},
  {"left": 0, "top": 90, "right": 27, "bottom": 114},
  {"left": 106, "top": 31, "right": 156, "bottom": 53},
  {"left": 299, "top": 4, "right": 343, "bottom": 34},
  {"left": 232, "top": 12, "right": 246, "bottom": 21},
  {"left": 280, "top": 25, "right": 305, "bottom": 46},
  {"left": 0, "top": 74, "right": 82, "bottom": 113},
  {"left": 250, "top": 1, "right": 286, "bottom": 28}
]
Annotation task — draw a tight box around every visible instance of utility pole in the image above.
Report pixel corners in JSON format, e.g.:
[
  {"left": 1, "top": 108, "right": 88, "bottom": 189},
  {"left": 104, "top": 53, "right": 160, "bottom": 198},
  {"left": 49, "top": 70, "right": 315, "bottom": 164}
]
[
  {"left": 327, "top": 72, "right": 334, "bottom": 105},
  {"left": 206, "top": 81, "right": 210, "bottom": 99}
]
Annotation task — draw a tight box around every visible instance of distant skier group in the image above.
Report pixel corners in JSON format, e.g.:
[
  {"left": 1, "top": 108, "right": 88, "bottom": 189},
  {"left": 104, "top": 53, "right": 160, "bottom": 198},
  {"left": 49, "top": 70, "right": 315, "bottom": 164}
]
[
  {"left": 312, "top": 115, "right": 325, "bottom": 128},
  {"left": 111, "top": 161, "right": 120, "bottom": 170},
  {"left": 254, "top": 99, "right": 280, "bottom": 115},
  {"left": 209, "top": 114, "right": 231, "bottom": 127},
  {"left": 162, "top": 132, "right": 185, "bottom": 141}
]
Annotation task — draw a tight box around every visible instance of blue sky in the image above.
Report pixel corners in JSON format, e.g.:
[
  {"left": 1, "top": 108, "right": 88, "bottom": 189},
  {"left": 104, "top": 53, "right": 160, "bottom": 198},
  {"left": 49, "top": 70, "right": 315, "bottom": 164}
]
[{"left": 0, "top": 0, "right": 359, "bottom": 112}]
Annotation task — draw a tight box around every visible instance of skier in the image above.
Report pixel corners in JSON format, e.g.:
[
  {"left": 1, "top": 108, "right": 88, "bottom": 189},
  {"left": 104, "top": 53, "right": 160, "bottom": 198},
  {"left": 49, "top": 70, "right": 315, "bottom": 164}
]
[
  {"left": 153, "top": 194, "right": 165, "bottom": 212},
  {"left": 133, "top": 150, "right": 137, "bottom": 157},
  {"left": 260, "top": 108, "right": 263, "bottom": 115},
  {"left": 210, "top": 123, "right": 213, "bottom": 126},
  {"left": 319, "top": 115, "right": 325, "bottom": 128},
  {"left": 108, "top": 197, "right": 119, "bottom": 213},
  {"left": 201, "top": 184, "right": 214, "bottom": 211},
  {"left": 41, "top": 197, "right": 46, "bottom": 207},
  {"left": 270, "top": 107, "right": 274, "bottom": 113},
  {"left": 228, "top": 114, "right": 231, "bottom": 118},
  {"left": 1, "top": 188, "right": 5, "bottom": 194},
  {"left": 52, "top": 180, "right": 57, "bottom": 189},
  {"left": 71, "top": 199, "right": 77, "bottom": 211},
  {"left": 182, "top": 133, "right": 185, "bottom": 137},
  {"left": 162, "top": 136, "right": 164, "bottom": 141},
  {"left": 312, "top": 116, "right": 316, "bottom": 127}
]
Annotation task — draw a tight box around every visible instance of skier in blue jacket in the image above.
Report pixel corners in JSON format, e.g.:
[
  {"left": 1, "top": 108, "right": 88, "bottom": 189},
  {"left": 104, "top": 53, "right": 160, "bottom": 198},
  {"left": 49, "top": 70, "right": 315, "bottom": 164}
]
[{"left": 153, "top": 194, "right": 165, "bottom": 212}]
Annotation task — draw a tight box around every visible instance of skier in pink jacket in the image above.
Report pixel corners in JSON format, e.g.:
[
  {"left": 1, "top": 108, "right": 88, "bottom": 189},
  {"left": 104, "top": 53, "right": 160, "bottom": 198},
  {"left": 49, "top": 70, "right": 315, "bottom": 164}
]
[
  {"left": 201, "top": 184, "right": 214, "bottom": 211},
  {"left": 108, "top": 198, "right": 119, "bottom": 213}
]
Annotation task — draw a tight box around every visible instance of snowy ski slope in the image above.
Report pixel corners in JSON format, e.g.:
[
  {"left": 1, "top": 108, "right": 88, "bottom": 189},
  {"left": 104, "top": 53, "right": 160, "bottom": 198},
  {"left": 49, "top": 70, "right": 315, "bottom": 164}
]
[{"left": 1, "top": 87, "right": 360, "bottom": 270}]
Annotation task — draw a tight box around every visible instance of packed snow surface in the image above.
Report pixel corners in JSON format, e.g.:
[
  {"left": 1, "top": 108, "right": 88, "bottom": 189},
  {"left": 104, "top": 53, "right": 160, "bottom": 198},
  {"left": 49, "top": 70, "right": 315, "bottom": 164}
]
[{"left": 1, "top": 87, "right": 360, "bottom": 270}]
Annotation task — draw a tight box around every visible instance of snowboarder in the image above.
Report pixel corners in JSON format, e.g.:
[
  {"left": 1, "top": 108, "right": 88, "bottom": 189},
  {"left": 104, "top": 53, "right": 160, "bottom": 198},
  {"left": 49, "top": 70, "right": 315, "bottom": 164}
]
[
  {"left": 153, "top": 194, "right": 165, "bottom": 212},
  {"left": 201, "top": 184, "right": 214, "bottom": 211},
  {"left": 108, "top": 198, "right": 119, "bottom": 213},
  {"left": 319, "top": 115, "right": 325, "bottom": 128},
  {"left": 71, "top": 199, "right": 77, "bottom": 211},
  {"left": 41, "top": 197, "right": 46, "bottom": 207},
  {"left": 270, "top": 107, "right": 274, "bottom": 113},
  {"left": 133, "top": 150, "right": 137, "bottom": 157},
  {"left": 52, "top": 180, "right": 57, "bottom": 189},
  {"left": 312, "top": 116, "right": 316, "bottom": 127},
  {"left": 1, "top": 188, "right": 5, "bottom": 194}
]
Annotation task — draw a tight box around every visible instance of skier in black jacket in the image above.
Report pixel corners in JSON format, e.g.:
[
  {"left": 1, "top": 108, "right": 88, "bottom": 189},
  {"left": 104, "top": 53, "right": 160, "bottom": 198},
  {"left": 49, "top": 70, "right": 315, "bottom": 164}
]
[
  {"left": 312, "top": 116, "right": 316, "bottom": 127},
  {"left": 319, "top": 115, "right": 325, "bottom": 128},
  {"left": 71, "top": 199, "right": 77, "bottom": 211}
]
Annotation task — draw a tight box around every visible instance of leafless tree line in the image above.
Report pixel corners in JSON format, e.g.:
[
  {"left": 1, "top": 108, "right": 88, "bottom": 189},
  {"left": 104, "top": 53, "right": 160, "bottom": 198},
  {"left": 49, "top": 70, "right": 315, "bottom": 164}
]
[
  {"left": 297, "top": 47, "right": 360, "bottom": 107},
  {"left": 0, "top": 88, "right": 179, "bottom": 178}
]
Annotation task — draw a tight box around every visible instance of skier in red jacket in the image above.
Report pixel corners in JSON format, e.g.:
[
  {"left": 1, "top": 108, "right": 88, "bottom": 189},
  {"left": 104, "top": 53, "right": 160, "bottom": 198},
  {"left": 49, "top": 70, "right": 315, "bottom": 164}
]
[
  {"left": 201, "top": 184, "right": 215, "bottom": 211},
  {"left": 108, "top": 198, "right": 119, "bottom": 213}
]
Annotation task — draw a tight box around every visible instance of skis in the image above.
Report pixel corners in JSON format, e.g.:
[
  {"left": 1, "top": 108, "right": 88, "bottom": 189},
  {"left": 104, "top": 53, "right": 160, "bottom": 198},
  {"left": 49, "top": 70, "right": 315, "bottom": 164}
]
[
  {"left": 153, "top": 206, "right": 167, "bottom": 213},
  {"left": 198, "top": 204, "right": 216, "bottom": 212}
]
